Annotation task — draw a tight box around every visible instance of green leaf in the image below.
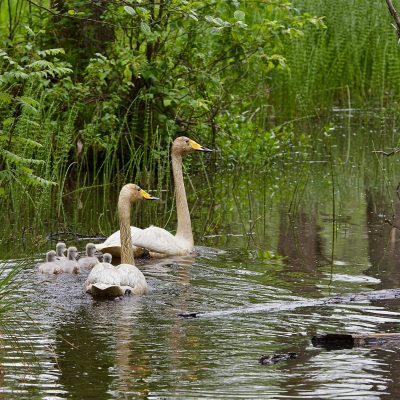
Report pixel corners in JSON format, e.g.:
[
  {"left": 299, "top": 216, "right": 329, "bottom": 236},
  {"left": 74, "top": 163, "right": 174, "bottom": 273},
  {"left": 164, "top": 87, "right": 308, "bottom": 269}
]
[
  {"left": 163, "top": 99, "right": 172, "bottom": 107},
  {"left": 140, "top": 21, "right": 151, "bottom": 35},
  {"left": 2, "top": 118, "right": 14, "bottom": 127},
  {"left": 123, "top": 65, "right": 132, "bottom": 81},
  {"left": 67, "top": 9, "right": 76, "bottom": 15},
  {"left": 24, "top": 25, "right": 35, "bottom": 36},
  {"left": 0, "top": 92, "right": 13, "bottom": 105},
  {"left": 37, "top": 48, "right": 65, "bottom": 56},
  {"left": 124, "top": 6, "right": 136, "bottom": 16},
  {"left": 234, "top": 10, "right": 245, "bottom": 21},
  {"left": 16, "top": 96, "right": 39, "bottom": 113}
]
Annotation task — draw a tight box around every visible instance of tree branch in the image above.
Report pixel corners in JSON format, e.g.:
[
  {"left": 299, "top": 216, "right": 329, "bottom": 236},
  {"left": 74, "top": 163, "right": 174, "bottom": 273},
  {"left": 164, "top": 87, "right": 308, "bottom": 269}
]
[
  {"left": 385, "top": 0, "right": 400, "bottom": 40},
  {"left": 372, "top": 148, "right": 400, "bottom": 156}
]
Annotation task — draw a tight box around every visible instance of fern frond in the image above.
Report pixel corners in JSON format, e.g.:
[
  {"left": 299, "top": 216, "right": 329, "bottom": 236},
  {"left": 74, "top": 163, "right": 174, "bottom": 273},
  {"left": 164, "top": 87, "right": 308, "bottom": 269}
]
[
  {"left": 21, "top": 172, "right": 56, "bottom": 186},
  {"left": 1, "top": 149, "right": 45, "bottom": 165},
  {"left": 37, "top": 48, "right": 66, "bottom": 57},
  {"left": 0, "top": 169, "right": 14, "bottom": 183},
  {"left": 0, "top": 135, "right": 42, "bottom": 147},
  {"left": 0, "top": 92, "right": 13, "bottom": 105},
  {"left": 26, "top": 60, "right": 54, "bottom": 70}
]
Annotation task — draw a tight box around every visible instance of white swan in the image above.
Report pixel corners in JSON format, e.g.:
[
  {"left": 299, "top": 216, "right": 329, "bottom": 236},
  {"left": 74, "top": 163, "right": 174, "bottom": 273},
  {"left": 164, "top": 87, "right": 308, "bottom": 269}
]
[
  {"left": 55, "top": 242, "right": 67, "bottom": 260},
  {"left": 85, "top": 253, "right": 127, "bottom": 297},
  {"left": 38, "top": 250, "right": 62, "bottom": 274},
  {"left": 96, "top": 137, "right": 211, "bottom": 257},
  {"left": 78, "top": 243, "right": 99, "bottom": 269},
  {"left": 86, "top": 184, "right": 156, "bottom": 298},
  {"left": 57, "top": 246, "right": 80, "bottom": 274}
]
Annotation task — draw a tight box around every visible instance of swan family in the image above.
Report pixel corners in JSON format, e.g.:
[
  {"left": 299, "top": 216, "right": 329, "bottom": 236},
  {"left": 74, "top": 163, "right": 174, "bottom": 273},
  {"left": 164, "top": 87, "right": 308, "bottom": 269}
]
[{"left": 37, "top": 136, "right": 211, "bottom": 299}]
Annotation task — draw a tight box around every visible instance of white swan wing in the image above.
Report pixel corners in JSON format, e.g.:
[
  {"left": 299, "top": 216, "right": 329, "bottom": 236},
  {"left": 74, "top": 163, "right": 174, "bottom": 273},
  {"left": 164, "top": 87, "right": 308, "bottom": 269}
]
[
  {"left": 132, "top": 226, "right": 189, "bottom": 255},
  {"left": 85, "top": 263, "right": 121, "bottom": 286},
  {"left": 116, "top": 264, "right": 148, "bottom": 294},
  {"left": 96, "top": 227, "right": 144, "bottom": 257}
]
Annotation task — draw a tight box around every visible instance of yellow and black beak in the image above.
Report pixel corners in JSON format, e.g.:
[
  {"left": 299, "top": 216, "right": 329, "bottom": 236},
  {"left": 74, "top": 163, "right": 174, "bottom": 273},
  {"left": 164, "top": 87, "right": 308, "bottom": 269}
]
[
  {"left": 189, "top": 139, "right": 212, "bottom": 152},
  {"left": 139, "top": 189, "right": 159, "bottom": 201}
]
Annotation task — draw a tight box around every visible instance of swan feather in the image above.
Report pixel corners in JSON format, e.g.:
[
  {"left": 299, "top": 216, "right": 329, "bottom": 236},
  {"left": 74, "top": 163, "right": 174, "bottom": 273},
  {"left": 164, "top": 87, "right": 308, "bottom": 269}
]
[
  {"left": 132, "top": 226, "right": 191, "bottom": 255},
  {"left": 38, "top": 262, "right": 62, "bottom": 274},
  {"left": 116, "top": 264, "right": 148, "bottom": 294},
  {"left": 96, "top": 227, "right": 146, "bottom": 257},
  {"left": 78, "top": 256, "right": 99, "bottom": 269}
]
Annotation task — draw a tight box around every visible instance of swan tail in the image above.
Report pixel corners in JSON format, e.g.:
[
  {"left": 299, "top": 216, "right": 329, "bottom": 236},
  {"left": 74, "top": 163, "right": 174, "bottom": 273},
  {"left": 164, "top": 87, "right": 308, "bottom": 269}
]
[{"left": 88, "top": 283, "right": 124, "bottom": 298}]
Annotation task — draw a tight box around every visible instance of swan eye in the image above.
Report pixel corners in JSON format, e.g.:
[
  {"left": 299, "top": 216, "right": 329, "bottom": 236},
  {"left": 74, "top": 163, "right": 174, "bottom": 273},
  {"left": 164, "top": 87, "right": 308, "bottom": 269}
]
[
  {"left": 137, "top": 188, "right": 141, "bottom": 192},
  {"left": 185, "top": 139, "right": 189, "bottom": 144}
]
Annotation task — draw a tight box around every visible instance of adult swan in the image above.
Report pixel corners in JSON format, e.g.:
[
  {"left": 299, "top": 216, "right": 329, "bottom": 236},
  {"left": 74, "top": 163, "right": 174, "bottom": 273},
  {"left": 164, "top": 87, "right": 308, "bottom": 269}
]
[
  {"left": 86, "top": 184, "right": 157, "bottom": 298},
  {"left": 96, "top": 137, "right": 211, "bottom": 257}
]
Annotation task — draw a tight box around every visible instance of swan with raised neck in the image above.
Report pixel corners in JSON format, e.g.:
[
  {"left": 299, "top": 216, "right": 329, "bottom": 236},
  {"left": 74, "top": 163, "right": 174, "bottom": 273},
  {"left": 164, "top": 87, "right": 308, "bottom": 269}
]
[
  {"left": 86, "top": 184, "right": 157, "bottom": 297},
  {"left": 94, "top": 137, "right": 211, "bottom": 257}
]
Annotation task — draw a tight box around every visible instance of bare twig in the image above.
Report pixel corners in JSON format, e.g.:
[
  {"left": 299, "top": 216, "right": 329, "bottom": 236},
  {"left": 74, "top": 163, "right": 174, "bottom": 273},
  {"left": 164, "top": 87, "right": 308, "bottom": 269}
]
[
  {"left": 372, "top": 148, "right": 400, "bottom": 156},
  {"left": 384, "top": 218, "right": 400, "bottom": 230},
  {"left": 385, "top": 0, "right": 400, "bottom": 40}
]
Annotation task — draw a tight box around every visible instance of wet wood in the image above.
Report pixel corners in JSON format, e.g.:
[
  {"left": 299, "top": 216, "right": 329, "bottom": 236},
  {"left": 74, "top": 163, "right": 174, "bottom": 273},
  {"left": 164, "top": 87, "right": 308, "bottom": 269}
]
[
  {"left": 259, "top": 352, "right": 297, "bottom": 365},
  {"left": 178, "top": 288, "right": 400, "bottom": 319},
  {"left": 312, "top": 333, "right": 400, "bottom": 349}
]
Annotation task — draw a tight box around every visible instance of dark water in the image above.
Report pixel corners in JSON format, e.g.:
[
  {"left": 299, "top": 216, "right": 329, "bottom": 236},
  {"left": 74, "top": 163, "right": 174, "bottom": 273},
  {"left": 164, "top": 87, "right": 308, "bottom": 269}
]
[{"left": 2, "top": 111, "right": 400, "bottom": 399}]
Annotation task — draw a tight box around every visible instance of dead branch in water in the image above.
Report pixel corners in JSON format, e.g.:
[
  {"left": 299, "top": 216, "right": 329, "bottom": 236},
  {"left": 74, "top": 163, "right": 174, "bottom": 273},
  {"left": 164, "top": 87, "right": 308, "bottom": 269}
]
[
  {"left": 312, "top": 332, "right": 400, "bottom": 349},
  {"left": 179, "top": 288, "right": 400, "bottom": 319}
]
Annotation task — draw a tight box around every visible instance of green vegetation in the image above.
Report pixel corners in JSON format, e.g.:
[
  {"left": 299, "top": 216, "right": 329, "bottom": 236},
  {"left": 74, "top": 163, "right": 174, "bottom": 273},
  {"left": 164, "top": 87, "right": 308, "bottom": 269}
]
[
  {"left": 0, "top": 0, "right": 323, "bottom": 230},
  {"left": 0, "top": 0, "right": 399, "bottom": 237},
  {"left": 273, "top": 0, "right": 400, "bottom": 117}
]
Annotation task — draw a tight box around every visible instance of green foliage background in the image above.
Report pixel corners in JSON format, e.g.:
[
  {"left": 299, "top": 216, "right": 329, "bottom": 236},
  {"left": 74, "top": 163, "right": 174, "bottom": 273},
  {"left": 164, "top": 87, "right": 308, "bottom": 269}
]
[{"left": 0, "top": 0, "right": 399, "bottom": 231}]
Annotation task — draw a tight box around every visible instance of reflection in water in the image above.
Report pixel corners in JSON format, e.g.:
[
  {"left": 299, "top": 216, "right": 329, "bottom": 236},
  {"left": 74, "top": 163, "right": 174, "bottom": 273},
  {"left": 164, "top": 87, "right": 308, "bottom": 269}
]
[
  {"left": 366, "top": 189, "right": 400, "bottom": 289},
  {"left": 278, "top": 208, "right": 324, "bottom": 273},
  {"left": 2, "top": 247, "right": 400, "bottom": 399}
]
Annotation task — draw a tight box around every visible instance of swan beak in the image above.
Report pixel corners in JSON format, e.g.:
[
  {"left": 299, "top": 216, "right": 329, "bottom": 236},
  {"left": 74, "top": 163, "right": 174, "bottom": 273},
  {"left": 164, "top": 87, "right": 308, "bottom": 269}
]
[
  {"left": 139, "top": 189, "right": 159, "bottom": 201},
  {"left": 189, "top": 139, "right": 212, "bottom": 152}
]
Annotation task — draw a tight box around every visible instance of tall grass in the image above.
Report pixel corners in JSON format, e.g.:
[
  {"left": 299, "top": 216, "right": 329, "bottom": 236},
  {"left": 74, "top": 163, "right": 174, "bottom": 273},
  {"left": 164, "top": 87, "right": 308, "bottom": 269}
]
[
  {"left": 0, "top": 91, "right": 178, "bottom": 245},
  {"left": 271, "top": 0, "right": 400, "bottom": 118}
]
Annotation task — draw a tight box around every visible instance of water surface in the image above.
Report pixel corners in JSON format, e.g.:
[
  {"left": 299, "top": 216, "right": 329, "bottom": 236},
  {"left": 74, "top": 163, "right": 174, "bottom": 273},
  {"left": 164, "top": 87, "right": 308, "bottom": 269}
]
[{"left": 1, "top": 112, "right": 400, "bottom": 399}]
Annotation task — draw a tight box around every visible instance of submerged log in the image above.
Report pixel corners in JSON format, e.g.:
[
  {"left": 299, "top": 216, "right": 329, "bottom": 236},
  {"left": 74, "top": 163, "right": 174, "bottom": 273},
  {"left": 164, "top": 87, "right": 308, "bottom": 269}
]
[
  {"left": 178, "top": 288, "right": 400, "bottom": 319},
  {"left": 312, "top": 333, "right": 400, "bottom": 349},
  {"left": 259, "top": 352, "right": 297, "bottom": 365}
]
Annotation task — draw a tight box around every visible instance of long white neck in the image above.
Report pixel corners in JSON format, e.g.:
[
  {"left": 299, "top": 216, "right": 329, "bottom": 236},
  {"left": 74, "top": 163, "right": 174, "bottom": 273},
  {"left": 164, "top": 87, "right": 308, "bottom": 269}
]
[
  {"left": 118, "top": 190, "right": 135, "bottom": 265},
  {"left": 172, "top": 152, "right": 193, "bottom": 246}
]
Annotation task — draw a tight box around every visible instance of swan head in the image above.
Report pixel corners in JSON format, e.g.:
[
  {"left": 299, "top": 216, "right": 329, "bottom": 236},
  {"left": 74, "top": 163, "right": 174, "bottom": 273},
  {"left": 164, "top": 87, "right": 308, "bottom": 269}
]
[
  {"left": 120, "top": 184, "right": 159, "bottom": 203},
  {"left": 46, "top": 250, "right": 57, "bottom": 262},
  {"left": 67, "top": 246, "right": 78, "bottom": 260},
  {"left": 56, "top": 242, "right": 67, "bottom": 256},
  {"left": 86, "top": 243, "right": 96, "bottom": 256},
  {"left": 172, "top": 136, "right": 212, "bottom": 155},
  {"left": 103, "top": 253, "right": 112, "bottom": 263}
]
